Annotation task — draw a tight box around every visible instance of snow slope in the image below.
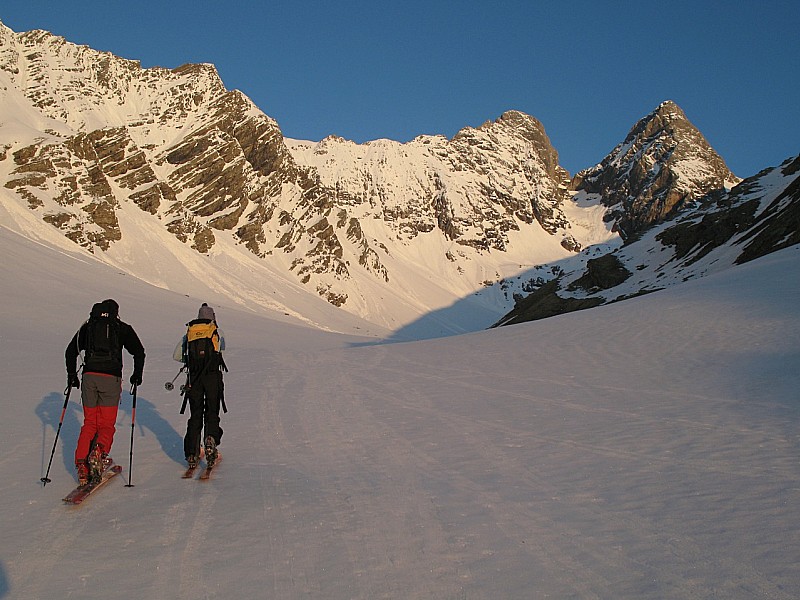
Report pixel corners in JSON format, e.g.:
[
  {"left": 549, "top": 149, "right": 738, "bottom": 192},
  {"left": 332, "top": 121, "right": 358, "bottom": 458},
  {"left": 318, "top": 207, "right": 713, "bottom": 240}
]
[{"left": 1, "top": 219, "right": 799, "bottom": 598}]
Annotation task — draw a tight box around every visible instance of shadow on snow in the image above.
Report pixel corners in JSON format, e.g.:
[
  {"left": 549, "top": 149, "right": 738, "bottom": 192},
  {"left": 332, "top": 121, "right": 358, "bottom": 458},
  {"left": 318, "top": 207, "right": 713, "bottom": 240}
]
[{"left": 36, "top": 387, "right": 185, "bottom": 484}]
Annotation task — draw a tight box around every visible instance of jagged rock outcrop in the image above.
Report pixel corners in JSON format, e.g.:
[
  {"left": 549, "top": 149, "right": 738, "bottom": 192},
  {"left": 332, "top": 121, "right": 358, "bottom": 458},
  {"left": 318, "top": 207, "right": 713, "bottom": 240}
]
[
  {"left": 734, "top": 156, "right": 800, "bottom": 263},
  {"left": 655, "top": 155, "right": 800, "bottom": 266},
  {"left": 566, "top": 254, "right": 631, "bottom": 292},
  {"left": 4, "top": 128, "right": 140, "bottom": 251},
  {"left": 572, "top": 101, "right": 740, "bottom": 240},
  {"left": 493, "top": 279, "right": 605, "bottom": 327}
]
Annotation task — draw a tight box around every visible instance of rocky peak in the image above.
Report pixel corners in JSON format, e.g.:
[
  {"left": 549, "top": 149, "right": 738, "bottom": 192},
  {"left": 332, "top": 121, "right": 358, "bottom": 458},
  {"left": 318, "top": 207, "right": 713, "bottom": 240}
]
[
  {"left": 480, "top": 110, "right": 562, "bottom": 175},
  {"left": 0, "top": 20, "right": 226, "bottom": 135},
  {"left": 572, "top": 100, "right": 739, "bottom": 239},
  {"left": 443, "top": 111, "right": 573, "bottom": 240}
]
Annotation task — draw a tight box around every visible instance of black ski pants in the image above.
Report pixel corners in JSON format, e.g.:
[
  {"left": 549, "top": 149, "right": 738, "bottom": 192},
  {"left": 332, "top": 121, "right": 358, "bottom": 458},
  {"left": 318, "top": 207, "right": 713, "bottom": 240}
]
[{"left": 183, "top": 369, "right": 224, "bottom": 458}]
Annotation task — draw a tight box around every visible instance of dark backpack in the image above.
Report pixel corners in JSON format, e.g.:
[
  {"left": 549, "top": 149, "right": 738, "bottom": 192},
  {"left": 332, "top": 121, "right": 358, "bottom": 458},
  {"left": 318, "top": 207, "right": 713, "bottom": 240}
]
[
  {"left": 83, "top": 301, "right": 122, "bottom": 372},
  {"left": 185, "top": 319, "right": 220, "bottom": 375}
]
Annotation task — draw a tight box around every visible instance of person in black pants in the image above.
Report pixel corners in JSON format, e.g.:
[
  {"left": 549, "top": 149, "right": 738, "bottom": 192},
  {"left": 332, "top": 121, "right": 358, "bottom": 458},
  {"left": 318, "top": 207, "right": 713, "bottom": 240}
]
[{"left": 178, "top": 303, "right": 225, "bottom": 468}]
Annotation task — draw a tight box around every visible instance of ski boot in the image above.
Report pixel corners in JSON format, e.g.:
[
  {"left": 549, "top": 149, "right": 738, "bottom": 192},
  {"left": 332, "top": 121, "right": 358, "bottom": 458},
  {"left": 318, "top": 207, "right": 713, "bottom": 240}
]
[
  {"left": 186, "top": 455, "right": 199, "bottom": 469},
  {"left": 76, "top": 460, "right": 89, "bottom": 486},
  {"left": 87, "top": 444, "right": 112, "bottom": 483},
  {"left": 204, "top": 436, "right": 218, "bottom": 467}
]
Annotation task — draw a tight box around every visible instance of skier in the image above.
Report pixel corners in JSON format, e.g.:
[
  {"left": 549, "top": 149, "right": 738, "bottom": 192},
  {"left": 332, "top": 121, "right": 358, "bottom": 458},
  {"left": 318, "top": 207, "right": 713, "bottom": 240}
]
[
  {"left": 65, "top": 299, "right": 145, "bottom": 484},
  {"left": 176, "top": 303, "right": 226, "bottom": 469}
]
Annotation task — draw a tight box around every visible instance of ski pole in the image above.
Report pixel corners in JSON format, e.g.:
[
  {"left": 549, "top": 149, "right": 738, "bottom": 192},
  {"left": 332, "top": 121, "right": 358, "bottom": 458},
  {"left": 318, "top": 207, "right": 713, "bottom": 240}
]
[
  {"left": 41, "top": 385, "right": 73, "bottom": 486},
  {"left": 125, "top": 384, "right": 138, "bottom": 487},
  {"left": 164, "top": 366, "right": 186, "bottom": 391}
]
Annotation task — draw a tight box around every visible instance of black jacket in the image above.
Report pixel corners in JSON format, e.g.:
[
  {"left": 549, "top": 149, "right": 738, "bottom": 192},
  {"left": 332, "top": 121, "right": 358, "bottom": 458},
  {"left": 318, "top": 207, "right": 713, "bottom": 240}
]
[{"left": 65, "top": 319, "right": 146, "bottom": 379}]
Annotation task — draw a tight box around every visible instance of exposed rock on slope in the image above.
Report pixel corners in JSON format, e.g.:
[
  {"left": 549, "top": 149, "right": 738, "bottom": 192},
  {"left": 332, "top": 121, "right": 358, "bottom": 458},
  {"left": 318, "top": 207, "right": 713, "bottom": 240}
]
[
  {"left": 495, "top": 154, "right": 800, "bottom": 326},
  {"left": 572, "top": 101, "right": 740, "bottom": 240}
]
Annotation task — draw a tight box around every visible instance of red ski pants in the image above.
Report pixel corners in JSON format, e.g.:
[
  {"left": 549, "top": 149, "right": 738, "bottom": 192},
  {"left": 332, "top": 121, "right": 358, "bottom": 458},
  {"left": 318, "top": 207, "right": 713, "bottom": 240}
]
[{"left": 75, "top": 373, "right": 121, "bottom": 463}]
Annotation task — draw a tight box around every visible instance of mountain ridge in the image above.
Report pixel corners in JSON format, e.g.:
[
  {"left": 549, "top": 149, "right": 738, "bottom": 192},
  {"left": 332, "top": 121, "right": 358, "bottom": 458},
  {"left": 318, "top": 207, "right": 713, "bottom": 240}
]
[{"left": 2, "top": 18, "right": 792, "bottom": 338}]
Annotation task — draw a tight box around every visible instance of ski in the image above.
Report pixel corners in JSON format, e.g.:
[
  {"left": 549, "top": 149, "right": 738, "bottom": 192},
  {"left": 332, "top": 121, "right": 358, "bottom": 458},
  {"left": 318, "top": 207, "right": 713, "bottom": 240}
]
[
  {"left": 63, "top": 465, "right": 122, "bottom": 505},
  {"left": 198, "top": 454, "right": 221, "bottom": 480}
]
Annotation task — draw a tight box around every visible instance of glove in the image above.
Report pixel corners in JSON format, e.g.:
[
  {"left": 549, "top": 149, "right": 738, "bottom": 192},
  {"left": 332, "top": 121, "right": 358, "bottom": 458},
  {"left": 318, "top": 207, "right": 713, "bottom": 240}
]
[
  {"left": 68, "top": 372, "right": 80, "bottom": 389},
  {"left": 130, "top": 373, "right": 143, "bottom": 387}
]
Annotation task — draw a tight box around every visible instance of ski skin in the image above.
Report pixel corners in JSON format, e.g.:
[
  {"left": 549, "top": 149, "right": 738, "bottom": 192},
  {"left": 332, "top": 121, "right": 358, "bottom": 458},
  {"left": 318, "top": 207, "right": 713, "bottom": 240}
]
[
  {"left": 182, "top": 455, "right": 221, "bottom": 480},
  {"left": 63, "top": 465, "right": 122, "bottom": 504},
  {"left": 199, "top": 464, "right": 215, "bottom": 480}
]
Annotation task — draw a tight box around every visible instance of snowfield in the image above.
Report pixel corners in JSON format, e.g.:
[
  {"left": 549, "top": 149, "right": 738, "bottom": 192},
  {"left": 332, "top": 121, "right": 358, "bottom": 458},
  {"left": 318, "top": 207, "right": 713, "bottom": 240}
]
[{"left": 1, "top": 220, "right": 799, "bottom": 598}]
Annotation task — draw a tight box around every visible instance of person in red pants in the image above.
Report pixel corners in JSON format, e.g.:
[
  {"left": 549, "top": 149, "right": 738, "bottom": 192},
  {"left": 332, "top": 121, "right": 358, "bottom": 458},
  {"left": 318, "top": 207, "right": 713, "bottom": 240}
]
[{"left": 65, "top": 299, "right": 145, "bottom": 484}]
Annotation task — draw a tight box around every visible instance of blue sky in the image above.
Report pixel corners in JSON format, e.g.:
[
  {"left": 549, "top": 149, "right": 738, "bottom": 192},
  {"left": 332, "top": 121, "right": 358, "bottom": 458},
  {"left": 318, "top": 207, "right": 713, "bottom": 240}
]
[{"left": 1, "top": 1, "right": 798, "bottom": 177}]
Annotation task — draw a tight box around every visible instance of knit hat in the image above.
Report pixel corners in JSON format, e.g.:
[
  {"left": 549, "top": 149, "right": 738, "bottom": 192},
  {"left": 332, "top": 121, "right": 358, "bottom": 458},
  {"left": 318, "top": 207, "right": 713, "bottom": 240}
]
[
  {"left": 198, "top": 303, "right": 215, "bottom": 320},
  {"left": 104, "top": 299, "right": 119, "bottom": 314}
]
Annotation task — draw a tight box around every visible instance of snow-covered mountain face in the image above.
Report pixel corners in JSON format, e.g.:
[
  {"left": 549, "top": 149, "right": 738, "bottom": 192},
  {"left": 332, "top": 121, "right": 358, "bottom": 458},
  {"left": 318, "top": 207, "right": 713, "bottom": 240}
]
[{"left": 1, "top": 20, "right": 781, "bottom": 337}]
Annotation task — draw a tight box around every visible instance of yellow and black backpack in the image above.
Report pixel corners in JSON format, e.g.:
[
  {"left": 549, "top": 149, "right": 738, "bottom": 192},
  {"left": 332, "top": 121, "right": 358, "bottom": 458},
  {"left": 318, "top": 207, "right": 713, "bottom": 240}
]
[{"left": 185, "top": 319, "right": 221, "bottom": 375}]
